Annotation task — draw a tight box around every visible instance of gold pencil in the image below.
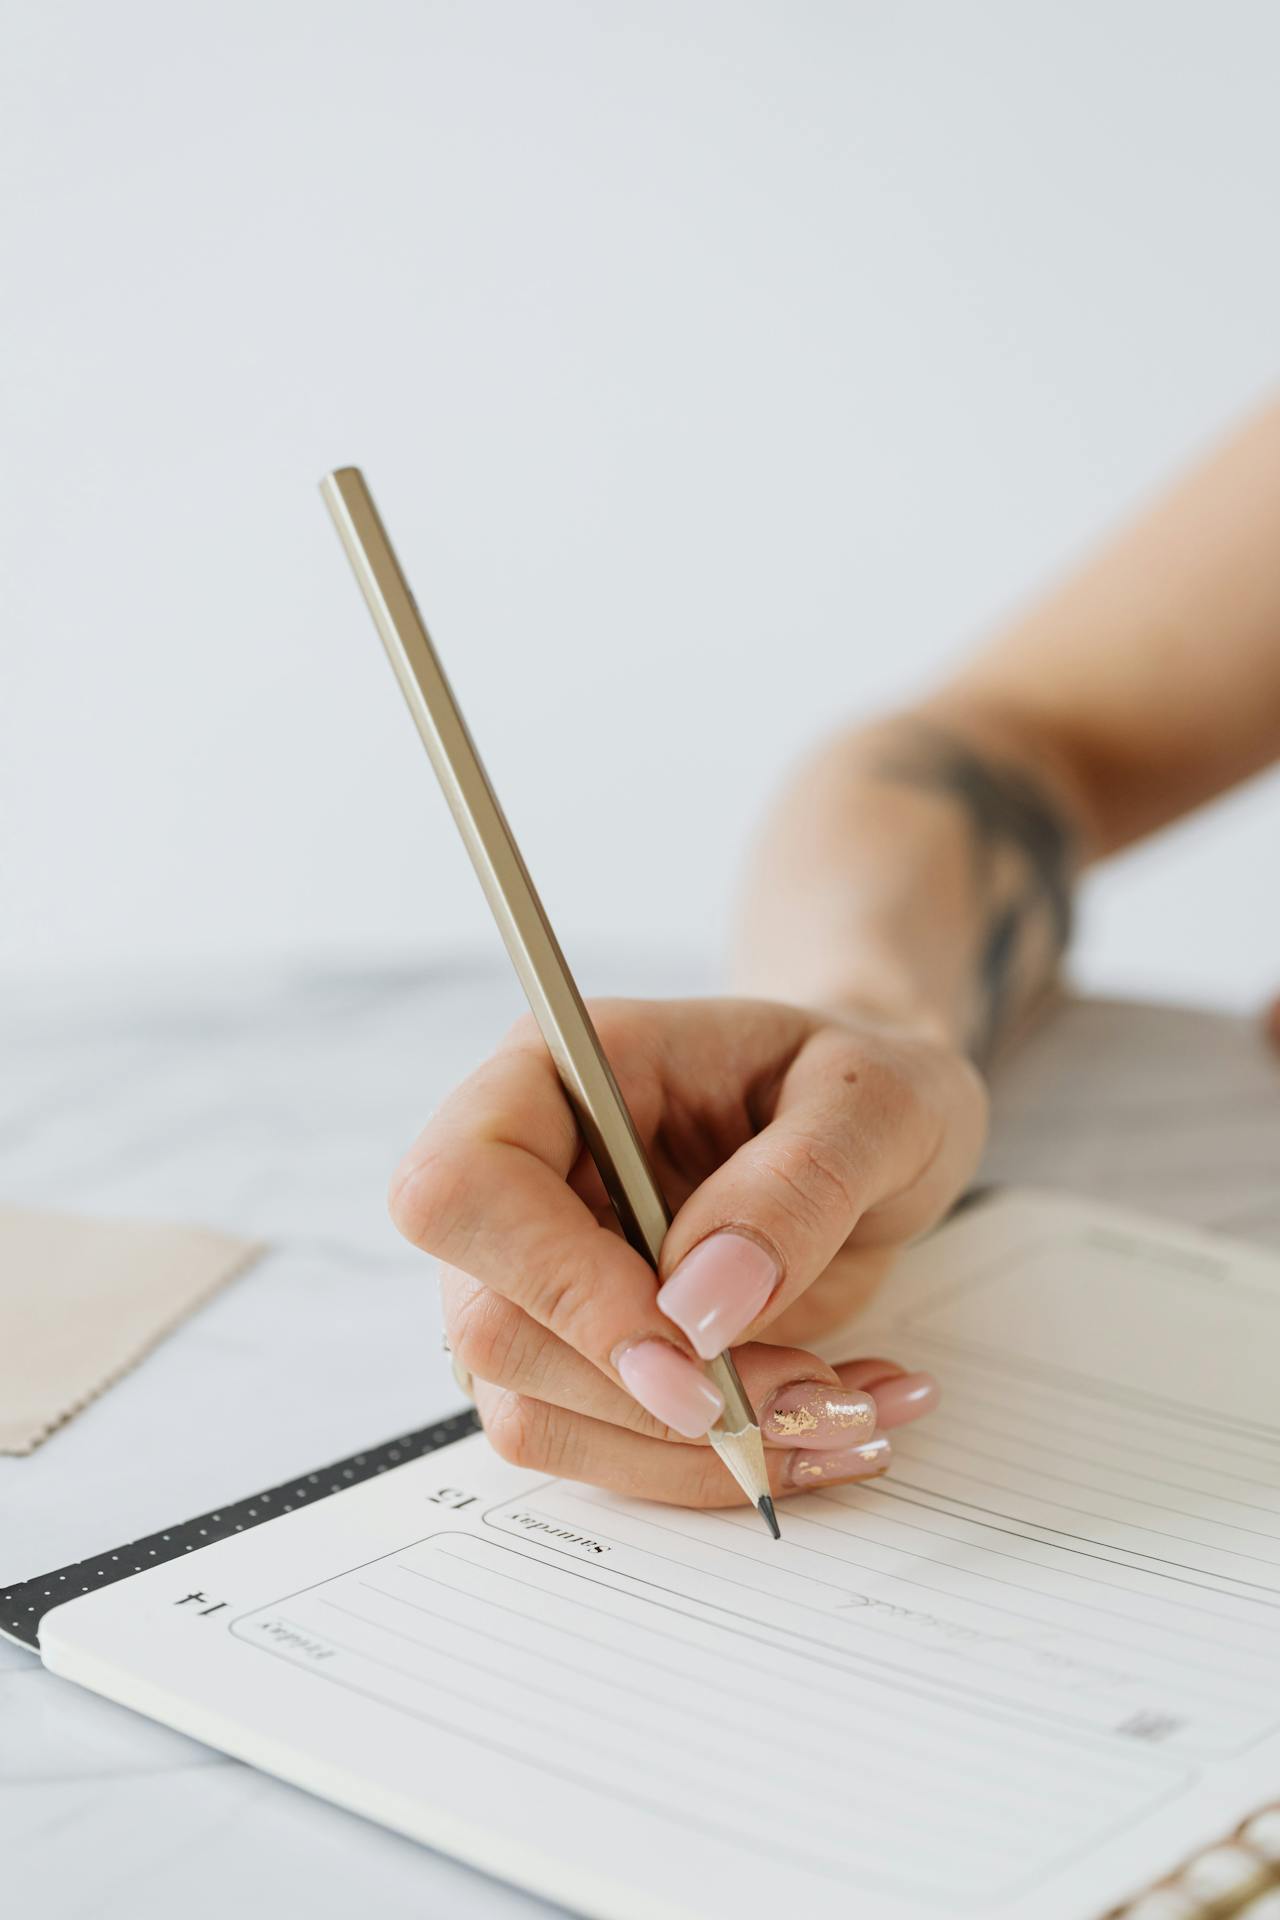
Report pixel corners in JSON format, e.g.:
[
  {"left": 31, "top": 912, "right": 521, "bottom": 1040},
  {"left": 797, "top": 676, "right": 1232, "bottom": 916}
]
[{"left": 321, "top": 466, "right": 778, "bottom": 1538}]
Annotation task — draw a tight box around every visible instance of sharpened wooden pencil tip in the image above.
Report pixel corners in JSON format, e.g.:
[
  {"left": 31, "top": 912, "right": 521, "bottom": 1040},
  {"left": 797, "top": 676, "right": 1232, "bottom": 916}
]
[{"left": 758, "top": 1495, "right": 781, "bottom": 1540}]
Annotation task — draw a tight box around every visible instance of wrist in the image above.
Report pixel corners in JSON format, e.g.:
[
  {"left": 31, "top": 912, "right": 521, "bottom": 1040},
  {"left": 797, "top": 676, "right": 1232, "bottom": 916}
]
[
  {"left": 818, "top": 990, "right": 961, "bottom": 1053},
  {"left": 729, "top": 944, "right": 966, "bottom": 1053}
]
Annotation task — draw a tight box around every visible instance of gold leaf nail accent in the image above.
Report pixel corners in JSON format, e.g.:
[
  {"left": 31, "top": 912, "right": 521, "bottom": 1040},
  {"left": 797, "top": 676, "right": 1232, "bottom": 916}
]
[
  {"left": 770, "top": 1404, "right": 820, "bottom": 1437},
  {"left": 768, "top": 1388, "right": 876, "bottom": 1440}
]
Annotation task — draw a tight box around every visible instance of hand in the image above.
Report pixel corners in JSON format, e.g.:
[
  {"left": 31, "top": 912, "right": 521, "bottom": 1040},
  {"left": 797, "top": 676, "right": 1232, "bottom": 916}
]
[{"left": 390, "top": 998, "right": 987, "bottom": 1508}]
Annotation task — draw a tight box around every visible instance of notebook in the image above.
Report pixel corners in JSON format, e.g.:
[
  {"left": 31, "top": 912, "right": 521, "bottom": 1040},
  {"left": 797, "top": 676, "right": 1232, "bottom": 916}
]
[{"left": 18, "top": 1189, "right": 1280, "bottom": 1920}]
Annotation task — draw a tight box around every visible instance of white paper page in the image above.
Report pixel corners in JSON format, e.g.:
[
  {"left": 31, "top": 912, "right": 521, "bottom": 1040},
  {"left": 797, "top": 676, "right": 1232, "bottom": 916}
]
[{"left": 39, "top": 1192, "right": 1280, "bottom": 1920}]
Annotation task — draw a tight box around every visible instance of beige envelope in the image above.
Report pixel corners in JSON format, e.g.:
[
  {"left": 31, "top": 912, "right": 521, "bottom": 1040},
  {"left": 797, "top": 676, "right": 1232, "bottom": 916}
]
[{"left": 0, "top": 1207, "right": 262, "bottom": 1453}]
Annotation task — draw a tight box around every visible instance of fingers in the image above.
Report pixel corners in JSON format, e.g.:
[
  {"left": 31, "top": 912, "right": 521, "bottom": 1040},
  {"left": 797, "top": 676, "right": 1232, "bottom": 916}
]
[
  {"left": 831, "top": 1356, "right": 940, "bottom": 1429},
  {"left": 399, "top": 999, "right": 976, "bottom": 1454},
  {"left": 441, "top": 1265, "right": 682, "bottom": 1441},
  {"left": 472, "top": 1379, "right": 895, "bottom": 1506},
  {"left": 441, "top": 1264, "right": 879, "bottom": 1447},
  {"left": 442, "top": 1267, "right": 939, "bottom": 1453},
  {"left": 656, "top": 1025, "right": 984, "bottom": 1357},
  {"left": 391, "top": 1029, "right": 721, "bottom": 1437}
]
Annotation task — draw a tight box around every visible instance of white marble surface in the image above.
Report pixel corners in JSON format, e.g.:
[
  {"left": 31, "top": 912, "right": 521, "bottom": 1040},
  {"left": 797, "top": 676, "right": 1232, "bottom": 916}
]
[{"left": 3, "top": 962, "right": 1279, "bottom": 1918}]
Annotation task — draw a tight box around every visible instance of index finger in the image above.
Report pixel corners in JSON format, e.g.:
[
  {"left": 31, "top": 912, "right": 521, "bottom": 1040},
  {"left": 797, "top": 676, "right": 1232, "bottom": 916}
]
[{"left": 390, "top": 1031, "right": 726, "bottom": 1440}]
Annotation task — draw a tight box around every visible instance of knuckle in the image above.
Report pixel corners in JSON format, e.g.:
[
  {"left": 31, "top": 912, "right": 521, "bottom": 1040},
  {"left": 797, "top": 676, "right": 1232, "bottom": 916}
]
[
  {"left": 585, "top": 1001, "right": 633, "bottom": 1057},
  {"left": 769, "top": 1127, "right": 858, "bottom": 1232},
  {"left": 516, "top": 1225, "right": 604, "bottom": 1354},
  {"left": 838, "top": 1046, "right": 913, "bottom": 1124},
  {"left": 526, "top": 1240, "right": 625, "bottom": 1366},
  {"left": 532, "top": 1257, "right": 592, "bottom": 1349},
  {"left": 832, "top": 1047, "right": 928, "bottom": 1170},
  {"left": 869, "top": 1063, "right": 941, "bottom": 1175},
  {"left": 482, "top": 1391, "right": 560, "bottom": 1472},
  {"left": 447, "top": 1282, "right": 522, "bottom": 1384},
  {"left": 952, "top": 1051, "right": 991, "bottom": 1131},
  {"left": 482, "top": 1391, "right": 538, "bottom": 1466},
  {"left": 499, "top": 1010, "right": 543, "bottom": 1053},
  {"left": 388, "top": 1139, "right": 472, "bottom": 1252},
  {"left": 585, "top": 1002, "right": 660, "bottom": 1099}
]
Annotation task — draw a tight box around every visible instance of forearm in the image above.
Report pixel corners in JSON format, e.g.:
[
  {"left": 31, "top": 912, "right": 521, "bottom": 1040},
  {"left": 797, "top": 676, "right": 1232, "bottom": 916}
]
[
  {"left": 732, "top": 708, "right": 1089, "bottom": 1060},
  {"left": 944, "top": 402, "right": 1280, "bottom": 852},
  {"left": 736, "top": 710, "right": 1090, "bottom": 1059},
  {"left": 735, "top": 397, "right": 1280, "bottom": 1058}
]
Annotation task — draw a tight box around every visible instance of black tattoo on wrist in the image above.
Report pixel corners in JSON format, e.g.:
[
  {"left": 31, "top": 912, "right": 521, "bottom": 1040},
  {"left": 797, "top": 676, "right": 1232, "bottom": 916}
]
[{"left": 876, "top": 726, "right": 1077, "bottom": 1061}]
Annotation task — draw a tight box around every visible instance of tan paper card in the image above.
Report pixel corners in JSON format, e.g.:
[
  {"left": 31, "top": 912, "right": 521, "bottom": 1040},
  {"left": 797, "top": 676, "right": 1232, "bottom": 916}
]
[{"left": 0, "top": 1207, "right": 262, "bottom": 1454}]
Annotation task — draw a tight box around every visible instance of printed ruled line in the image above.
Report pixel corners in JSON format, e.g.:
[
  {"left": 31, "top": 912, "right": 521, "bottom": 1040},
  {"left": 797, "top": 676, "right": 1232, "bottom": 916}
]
[
  {"left": 686, "top": 1500, "right": 1277, "bottom": 1693},
  {"left": 375, "top": 1554, "right": 1144, "bottom": 1813},
  {"left": 413, "top": 1537, "right": 1164, "bottom": 1795},
  {"left": 583, "top": 1485, "right": 1280, "bottom": 1667},
  {"left": 880, "top": 1471, "right": 1280, "bottom": 1595},
  {"left": 467, "top": 1519, "right": 1193, "bottom": 1776},
  {"left": 894, "top": 1338, "right": 1280, "bottom": 1471},
  {"left": 324, "top": 1581, "right": 1062, "bottom": 1849},
  {"left": 233, "top": 1613, "right": 911, "bottom": 1890},
  {"left": 890, "top": 1443, "right": 1280, "bottom": 1574},
  {"left": 547, "top": 1492, "right": 1268, "bottom": 1735},
  {"left": 914, "top": 1406, "right": 1280, "bottom": 1517}
]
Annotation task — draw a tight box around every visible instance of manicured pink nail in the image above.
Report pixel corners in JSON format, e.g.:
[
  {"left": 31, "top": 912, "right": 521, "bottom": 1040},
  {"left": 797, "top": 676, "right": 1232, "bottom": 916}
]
[
  {"left": 786, "top": 1432, "right": 892, "bottom": 1487},
  {"left": 615, "top": 1340, "right": 724, "bottom": 1437},
  {"left": 870, "top": 1370, "right": 939, "bottom": 1427},
  {"left": 761, "top": 1380, "right": 877, "bottom": 1447},
  {"left": 656, "top": 1232, "right": 780, "bottom": 1360}
]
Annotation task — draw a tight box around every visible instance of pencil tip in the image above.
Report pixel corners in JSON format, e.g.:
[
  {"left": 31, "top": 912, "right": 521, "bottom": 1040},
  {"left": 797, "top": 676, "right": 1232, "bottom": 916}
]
[{"left": 758, "top": 1494, "right": 781, "bottom": 1540}]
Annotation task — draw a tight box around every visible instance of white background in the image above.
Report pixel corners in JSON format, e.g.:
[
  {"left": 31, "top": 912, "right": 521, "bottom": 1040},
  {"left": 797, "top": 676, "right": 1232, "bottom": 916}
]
[{"left": 4, "top": 0, "right": 1278, "bottom": 1007}]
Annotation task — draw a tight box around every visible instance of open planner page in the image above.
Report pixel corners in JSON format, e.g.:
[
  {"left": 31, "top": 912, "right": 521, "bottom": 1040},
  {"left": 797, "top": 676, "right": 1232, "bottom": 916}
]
[{"left": 39, "top": 1191, "right": 1280, "bottom": 1920}]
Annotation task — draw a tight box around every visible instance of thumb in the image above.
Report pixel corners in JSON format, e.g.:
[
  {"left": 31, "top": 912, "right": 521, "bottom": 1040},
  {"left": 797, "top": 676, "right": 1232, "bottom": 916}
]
[{"left": 654, "top": 1036, "right": 943, "bottom": 1361}]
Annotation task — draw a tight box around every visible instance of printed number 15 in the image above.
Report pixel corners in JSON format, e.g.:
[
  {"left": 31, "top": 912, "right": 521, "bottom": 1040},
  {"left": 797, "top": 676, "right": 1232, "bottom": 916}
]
[{"left": 427, "top": 1487, "right": 476, "bottom": 1510}]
